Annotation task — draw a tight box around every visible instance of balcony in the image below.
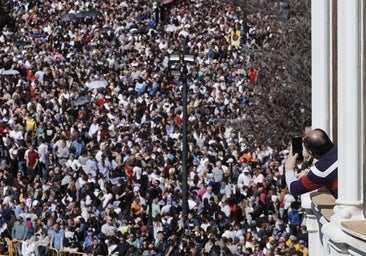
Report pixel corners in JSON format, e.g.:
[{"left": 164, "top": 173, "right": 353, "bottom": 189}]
[{"left": 305, "top": 191, "right": 366, "bottom": 255}]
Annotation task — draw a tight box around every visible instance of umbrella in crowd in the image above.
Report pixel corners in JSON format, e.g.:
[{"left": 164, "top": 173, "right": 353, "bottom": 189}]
[
  {"left": 30, "top": 33, "right": 48, "bottom": 39},
  {"left": 85, "top": 9, "right": 102, "bottom": 18},
  {"left": 178, "top": 30, "right": 190, "bottom": 38},
  {"left": 100, "top": 26, "right": 113, "bottom": 32},
  {"left": 53, "top": 54, "right": 65, "bottom": 61},
  {"left": 75, "top": 9, "right": 102, "bottom": 18},
  {"left": 61, "top": 13, "right": 77, "bottom": 21},
  {"left": 165, "top": 24, "right": 180, "bottom": 32},
  {"left": 1, "top": 69, "right": 20, "bottom": 75},
  {"left": 75, "top": 11, "right": 87, "bottom": 18},
  {"left": 71, "top": 96, "right": 90, "bottom": 107},
  {"left": 14, "top": 40, "right": 30, "bottom": 47},
  {"left": 86, "top": 80, "right": 109, "bottom": 90},
  {"left": 134, "top": 25, "right": 151, "bottom": 34}
]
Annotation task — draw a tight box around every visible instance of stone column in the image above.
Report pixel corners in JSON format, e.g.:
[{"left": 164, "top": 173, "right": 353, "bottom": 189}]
[
  {"left": 322, "top": 3, "right": 364, "bottom": 250},
  {"left": 336, "top": 0, "right": 362, "bottom": 206},
  {"left": 311, "top": 0, "right": 330, "bottom": 131},
  {"left": 308, "top": 1, "right": 332, "bottom": 255}
]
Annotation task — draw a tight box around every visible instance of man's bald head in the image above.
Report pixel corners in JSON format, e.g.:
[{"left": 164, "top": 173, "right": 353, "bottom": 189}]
[{"left": 303, "top": 128, "right": 334, "bottom": 159}]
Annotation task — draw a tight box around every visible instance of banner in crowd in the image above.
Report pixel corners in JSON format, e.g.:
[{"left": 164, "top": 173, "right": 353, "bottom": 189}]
[{"left": 230, "top": 30, "right": 241, "bottom": 47}]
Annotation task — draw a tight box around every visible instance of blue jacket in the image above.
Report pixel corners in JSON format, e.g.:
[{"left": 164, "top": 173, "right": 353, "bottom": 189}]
[{"left": 286, "top": 146, "right": 338, "bottom": 198}]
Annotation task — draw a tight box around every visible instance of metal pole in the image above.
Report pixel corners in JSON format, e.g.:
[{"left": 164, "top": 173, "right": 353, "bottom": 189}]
[
  {"left": 181, "top": 64, "right": 189, "bottom": 222},
  {"left": 142, "top": 172, "right": 154, "bottom": 240},
  {"left": 154, "top": 0, "right": 160, "bottom": 25},
  {"left": 181, "top": 36, "right": 190, "bottom": 222}
]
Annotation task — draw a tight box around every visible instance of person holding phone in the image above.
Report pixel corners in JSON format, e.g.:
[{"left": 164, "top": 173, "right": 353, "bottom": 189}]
[{"left": 285, "top": 128, "right": 338, "bottom": 198}]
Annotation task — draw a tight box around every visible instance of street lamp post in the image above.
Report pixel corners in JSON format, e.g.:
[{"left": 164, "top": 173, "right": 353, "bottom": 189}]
[
  {"left": 168, "top": 52, "right": 194, "bottom": 222},
  {"left": 153, "top": 0, "right": 161, "bottom": 25}
]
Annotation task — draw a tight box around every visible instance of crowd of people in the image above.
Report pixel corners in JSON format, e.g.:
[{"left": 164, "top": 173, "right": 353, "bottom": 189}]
[{"left": 0, "top": 0, "right": 310, "bottom": 255}]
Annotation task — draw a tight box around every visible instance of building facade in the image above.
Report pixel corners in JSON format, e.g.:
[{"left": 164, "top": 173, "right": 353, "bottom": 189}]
[{"left": 307, "top": 0, "right": 366, "bottom": 255}]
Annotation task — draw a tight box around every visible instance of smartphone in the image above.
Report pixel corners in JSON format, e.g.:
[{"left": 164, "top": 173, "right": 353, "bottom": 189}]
[{"left": 291, "top": 137, "right": 304, "bottom": 161}]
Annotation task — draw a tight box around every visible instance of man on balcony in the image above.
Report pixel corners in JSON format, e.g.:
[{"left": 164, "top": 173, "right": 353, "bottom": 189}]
[{"left": 285, "top": 129, "right": 338, "bottom": 198}]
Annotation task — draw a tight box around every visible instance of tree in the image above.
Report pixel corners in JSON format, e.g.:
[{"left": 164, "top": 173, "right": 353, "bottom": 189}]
[{"left": 228, "top": 0, "right": 311, "bottom": 150}]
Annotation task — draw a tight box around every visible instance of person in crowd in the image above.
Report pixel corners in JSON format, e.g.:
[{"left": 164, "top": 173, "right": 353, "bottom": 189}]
[
  {"left": 298, "top": 239, "right": 309, "bottom": 256},
  {"left": 49, "top": 223, "right": 64, "bottom": 253},
  {"left": 126, "top": 232, "right": 140, "bottom": 252},
  {"left": 35, "top": 229, "right": 51, "bottom": 256},
  {"left": 237, "top": 166, "right": 252, "bottom": 193},
  {"left": 11, "top": 215, "right": 27, "bottom": 254},
  {"left": 111, "top": 234, "right": 130, "bottom": 255},
  {"left": 83, "top": 227, "right": 98, "bottom": 251},
  {"left": 20, "top": 235, "right": 37, "bottom": 256},
  {"left": 85, "top": 237, "right": 104, "bottom": 256},
  {"left": 24, "top": 144, "right": 39, "bottom": 179},
  {"left": 63, "top": 235, "right": 82, "bottom": 253},
  {"left": 43, "top": 120, "right": 58, "bottom": 148}
]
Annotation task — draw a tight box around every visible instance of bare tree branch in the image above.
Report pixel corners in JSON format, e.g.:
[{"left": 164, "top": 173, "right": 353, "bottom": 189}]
[{"left": 227, "top": 0, "right": 311, "bottom": 150}]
